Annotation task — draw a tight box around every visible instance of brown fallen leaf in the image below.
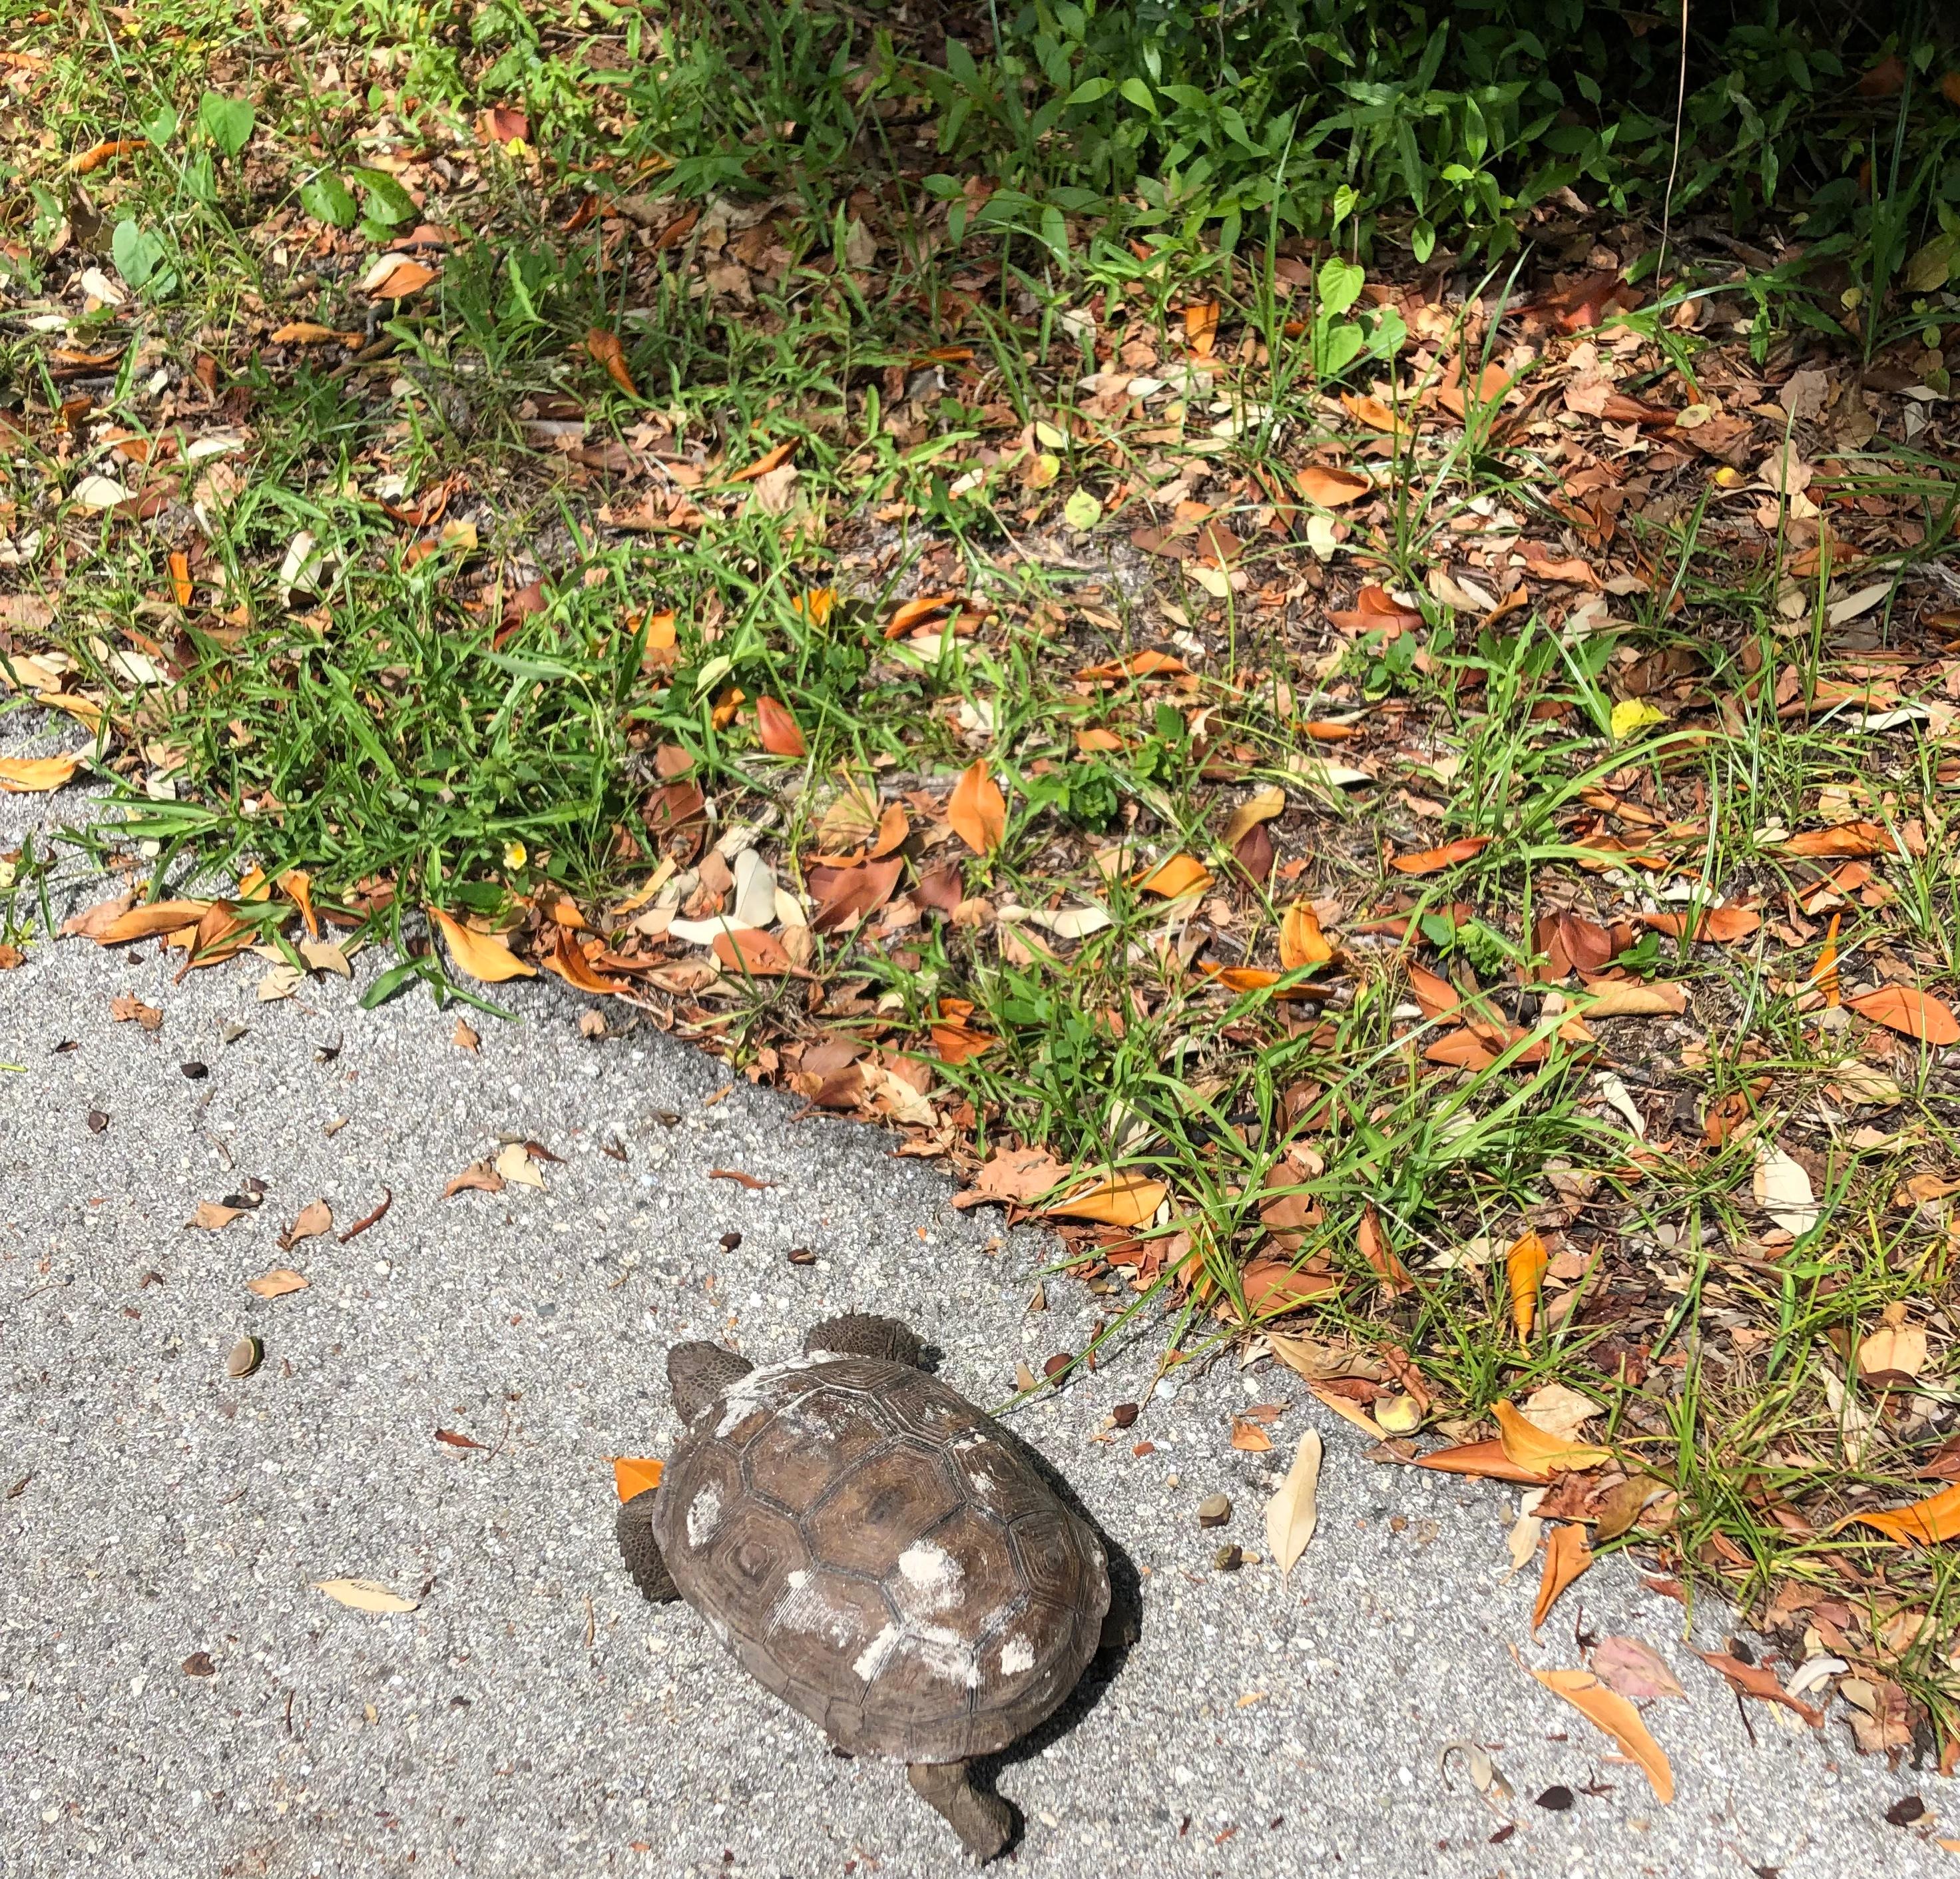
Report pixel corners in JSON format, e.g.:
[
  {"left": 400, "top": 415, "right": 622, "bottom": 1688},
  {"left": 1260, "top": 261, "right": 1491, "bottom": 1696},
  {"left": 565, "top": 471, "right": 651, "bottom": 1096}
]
[
  {"left": 62, "top": 893, "right": 134, "bottom": 939},
  {"left": 1294, "top": 463, "right": 1372, "bottom": 507},
  {"left": 1357, "top": 1206, "right": 1410, "bottom": 1294},
  {"left": 278, "top": 1200, "right": 333, "bottom": 1252},
  {"left": 1413, "top": 1438, "right": 1550, "bottom": 1485},
  {"left": 1694, "top": 1650, "right": 1823, "bottom": 1726},
  {"left": 1533, "top": 1522, "right": 1592, "bottom": 1633},
  {"left": 585, "top": 326, "right": 639, "bottom": 398},
  {"left": 1041, "top": 1171, "right": 1168, "bottom": 1228},
  {"left": 710, "top": 1168, "right": 778, "bottom": 1191},
  {"left": 1220, "top": 785, "right": 1286, "bottom": 852},
  {"left": 1230, "top": 1416, "right": 1274, "bottom": 1452},
  {"left": 246, "top": 1266, "right": 309, "bottom": 1300},
  {"left": 613, "top": 1456, "right": 665, "bottom": 1500},
  {"left": 1579, "top": 978, "right": 1688, "bottom": 1017},
  {"left": 1636, "top": 904, "right": 1760, "bottom": 943},
  {"left": 1591, "top": 1635, "right": 1686, "bottom": 1701},
  {"left": 947, "top": 759, "right": 1007, "bottom": 855},
  {"left": 1780, "top": 820, "right": 1893, "bottom": 858},
  {"left": 338, "top": 1189, "right": 393, "bottom": 1243},
  {"left": 885, "top": 591, "right": 959, "bottom": 640},
  {"left": 362, "top": 257, "right": 435, "bottom": 300},
  {"left": 94, "top": 900, "right": 214, "bottom": 945},
  {"left": 453, "top": 1018, "right": 480, "bottom": 1051},
  {"left": 1529, "top": 1666, "right": 1675, "bottom": 1802},
  {"left": 187, "top": 1201, "right": 247, "bottom": 1230},
  {"left": 712, "top": 927, "right": 806, "bottom": 977},
  {"left": 953, "top": 1145, "right": 1069, "bottom": 1210},
  {"left": 756, "top": 696, "right": 807, "bottom": 757},
  {"left": 434, "top": 1428, "right": 487, "bottom": 1451},
  {"left": 1848, "top": 985, "right": 1960, "bottom": 1047},
  {"left": 443, "top": 1161, "right": 505, "bottom": 1198},
  {"left": 109, "top": 992, "right": 163, "bottom": 1031},
  {"left": 429, "top": 906, "right": 536, "bottom": 983}
]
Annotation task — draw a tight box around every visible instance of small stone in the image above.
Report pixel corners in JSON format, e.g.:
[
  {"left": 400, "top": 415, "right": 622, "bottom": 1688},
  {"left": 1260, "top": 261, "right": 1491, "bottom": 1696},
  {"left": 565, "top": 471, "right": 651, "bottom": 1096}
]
[
  {"left": 180, "top": 1061, "right": 208, "bottom": 1079},
  {"left": 1197, "top": 1492, "right": 1232, "bottom": 1528},
  {"left": 1212, "top": 1543, "right": 1244, "bottom": 1572},
  {"left": 1110, "top": 1402, "right": 1139, "bottom": 1428},
  {"left": 720, "top": 1231, "right": 742, "bottom": 1252},
  {"left": 87, "top": 1110, "right": 109, "bottom": 1133},
  {"left": 224, "top": 1336, "right": 262, "bottom": 1379},
  {"left": 220, "top": 1022, "right": 249, "bottom": 1044},
  {"left": 786, "top": 1246, "right": 817, "bottom": 1267},
  {"left": 182, "top": 1651, "right": 216, "bottom": 1677}
]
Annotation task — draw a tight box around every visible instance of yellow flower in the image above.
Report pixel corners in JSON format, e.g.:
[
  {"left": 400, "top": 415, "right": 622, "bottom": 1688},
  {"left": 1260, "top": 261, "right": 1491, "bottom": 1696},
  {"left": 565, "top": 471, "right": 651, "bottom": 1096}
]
[{"left": 503, "top": 839, "right": 527, "bottom": 870}]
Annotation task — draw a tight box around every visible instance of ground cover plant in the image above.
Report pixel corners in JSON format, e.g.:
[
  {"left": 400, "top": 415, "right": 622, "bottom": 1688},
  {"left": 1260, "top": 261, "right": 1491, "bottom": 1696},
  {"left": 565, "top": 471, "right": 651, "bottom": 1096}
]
[{"left": 6, "top": 0, "right": 1960, "bottom": 1792}]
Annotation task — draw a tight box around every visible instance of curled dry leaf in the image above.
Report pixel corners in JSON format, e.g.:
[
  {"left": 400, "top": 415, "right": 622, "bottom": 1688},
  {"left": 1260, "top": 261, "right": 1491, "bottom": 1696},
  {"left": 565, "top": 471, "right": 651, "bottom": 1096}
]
[
  {"left": 1779, "top": 820, "right": 1893, "bottom": 858},
  {"left": 947, "top": 760, "right": 1006, "bottom": 855},
  {"left": 109, "top": 992, "right": 163, "bottom": 1030},
  {"left": 1844, "top": 1480, "right": 1960, "bottom": 1545},
  {"left": 714, "top": 927, "right": 804, "bottom": 977},
  {"left": 1279, "top": 900, "right": 1334, "bottom": 970},
  {"left": 1754, "top": 1145, "right": 1820, "bottom": 1235},
  {"left": 429, "top": 906, "right": 535, "bottom": 982},
  {"left": 755, "top": 696, "right": 807, "bottom": 758},
  {"left": 1506, "top": 1230, "right": 1549, "bottom": 1338},
  {"left": 443, "top": 1160, "right": 504, "bottom": 1198},
  {"left": 1847, "top": 985, "right": 1960, "bottom": 1047},
  {"left": 1694, "top": 1650, "right": 1824, "bottom": 1726},
  {"left": 1532, "top": 1522, "right": 1592, "bottom": 1633},
  {"left": 246, "top": 1266, "right": 309, "bottom": 1300},
  {"left": 613, "top": 1457, "right": 664, "bottom": 1501},
  {"left": 1493, "top": 1401, "right": 1612, "bottom": 1474},
  {"left": 314, "top": 1578, "right": 419, "bottom": 1614},
  {"left": 1591, "top": 1635, "right": 1686, "bottom": 1701},
  {"left": 1136, "top": 853, "right": 1212, "bottom": 899},
  {"left": 1041, "top": 1171, "right": 1167, "bottom": 1228},
  {"left": 585, "top": 326, "right": 639, "bottom": 398},
  {"left": 1519, "top": 1382, "right": 1599, "bottom": 1445},
  {"left": 187, "top": 1201, "right": 247, "bottom": 1231},
  {"left": 1265, "top": 1430, "right": 1323, "bottom": 1577},
  {"left": 1529, "top": 1667, "right": 1674, "bottom": 1803},
  {"left": 1389, "top": 835, "right": 1492, "bottom": 875},
  {"left": 1413, "top": 1438, "right": 1550, "bottom": 1485},
  {"left": 95, "top": 900, "right": 213, "bottom": 945},
  {"left": 0, "top": 754, "right": 81, "bottom": 792}
]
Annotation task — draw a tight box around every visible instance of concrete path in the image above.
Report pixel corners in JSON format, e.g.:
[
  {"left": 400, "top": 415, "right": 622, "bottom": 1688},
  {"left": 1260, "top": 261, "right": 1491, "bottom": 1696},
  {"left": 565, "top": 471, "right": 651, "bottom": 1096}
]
[{"left": 0, "top": 738, "right": 1944, "bottom": 1877}]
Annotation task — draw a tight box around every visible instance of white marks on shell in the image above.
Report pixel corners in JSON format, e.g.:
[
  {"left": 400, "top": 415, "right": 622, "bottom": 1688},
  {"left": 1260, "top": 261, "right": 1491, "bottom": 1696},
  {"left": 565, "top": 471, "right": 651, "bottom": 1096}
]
[
  {"left": 710, "top": 1353, "right": 826, "bottom": 1436},
  {"left": 686, "top": 1484, "right": 723, "bottom": 1547},
  {"left": 999, "top": 1635, "right": 1035, "bottom": 1676},
  {"left": 852, "top": 1619, "right": 979, "bottom": 1689},
  {"left": 896, "top": 1540, "right": 963, "bottom": 1601},
  {"left": 771, "top": 1571, "right": 868, "bottom": 1649}
]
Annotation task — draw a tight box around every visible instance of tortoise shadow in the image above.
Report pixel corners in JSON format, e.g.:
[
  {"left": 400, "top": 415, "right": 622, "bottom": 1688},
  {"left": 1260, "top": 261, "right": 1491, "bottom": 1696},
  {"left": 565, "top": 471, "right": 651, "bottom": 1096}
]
[{"left": 964, "top": 1436, "right": 1143, "bottom": 1855}]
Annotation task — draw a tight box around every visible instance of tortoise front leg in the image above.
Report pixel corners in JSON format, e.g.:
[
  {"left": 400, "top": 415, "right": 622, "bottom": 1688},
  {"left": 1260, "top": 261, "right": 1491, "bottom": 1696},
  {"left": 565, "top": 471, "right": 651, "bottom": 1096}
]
[
  {"left": 907, "top": 1760, "right": 1012, "bottom": 1863},
  {"left": 615, "top": 1487, "right": 680, "bottom": 1603}
]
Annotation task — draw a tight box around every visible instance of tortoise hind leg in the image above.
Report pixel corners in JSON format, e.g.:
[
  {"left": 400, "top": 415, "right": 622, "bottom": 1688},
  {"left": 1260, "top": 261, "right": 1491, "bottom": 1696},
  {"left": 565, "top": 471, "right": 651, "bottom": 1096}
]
[
  {"left": 907, "top": 1760, "right": 1012, "bottom": 1863},
  {"left": 805, "top": 1312, "right": 925, "bottom": 1368},
  {"left": 615, "top": 1487, "right": 680, "bottom": 1603}
]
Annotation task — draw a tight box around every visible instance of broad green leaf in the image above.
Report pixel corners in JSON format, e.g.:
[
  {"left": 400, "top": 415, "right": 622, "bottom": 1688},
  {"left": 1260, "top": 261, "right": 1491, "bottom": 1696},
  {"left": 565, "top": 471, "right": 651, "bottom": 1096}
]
[
  {"left": 299, "top": 172, "right": 357, "bottom": 229},
  {"left": 1063, "top": 489, "right": 1102, "bottom": 531},
  {"left": 197, "top": 91, "right": 255, "bottom": 158}
]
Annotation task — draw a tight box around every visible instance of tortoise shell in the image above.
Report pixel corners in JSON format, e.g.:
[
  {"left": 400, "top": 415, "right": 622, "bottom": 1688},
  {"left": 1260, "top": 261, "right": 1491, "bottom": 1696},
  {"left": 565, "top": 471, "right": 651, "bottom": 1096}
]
[{"left": 654, "top": 1352, "right": 1110, "bottom": 1762}]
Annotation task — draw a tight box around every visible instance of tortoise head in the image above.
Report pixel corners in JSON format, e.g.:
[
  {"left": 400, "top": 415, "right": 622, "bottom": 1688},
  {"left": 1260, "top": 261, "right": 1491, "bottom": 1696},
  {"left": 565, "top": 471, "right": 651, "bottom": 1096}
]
[{"left": 667, "top": 1340, "right": 755, "bottom": 1426}]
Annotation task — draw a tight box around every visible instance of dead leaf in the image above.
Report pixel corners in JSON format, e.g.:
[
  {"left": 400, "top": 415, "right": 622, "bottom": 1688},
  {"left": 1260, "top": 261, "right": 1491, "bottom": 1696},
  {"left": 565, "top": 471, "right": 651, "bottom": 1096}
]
[
  {"left": 613, "top": 1456, "right": 664, "bottom": 1501},
  {"left": 1754, "top": 1145, "right": 1820, "bottom": 1234},
  {"left": 1413, "top": 1439, "right": 1551, "bottom": 1485},
  {"left": 1494, "top": 1401, "right": 1612, "bottom": 1474},
  {"left": 710, "top": 1168, "right": 776, "bottom": 1192},
  {"left": 1390, "top": 836, "right": 1492, "bottom": 875},
  {"left": 93, "top": 900, "right": 214, "bottom": 945},
  {"left": 1529, "top": 1667, "right": 1674, "bottom": 1802},
  {"left": 1136, "top": 854, "right": 1212, "bottom": 898},
  {"left": 246, "top": 1266, "right": 309, "bottom": 1299},
  {"left": 435, "top": 1428, "right": 486, "bottom": 1451},
  {"left": 1844, "top": 1481, "right": 1960, "bottom": 1545},
  {"left": 1042, "top": 1171, "right": 1167, "bottom": 1228},
  {"left": 884, "top": 592, "right": 959, "bottom": 640},
  {"left": 1579, "top": 979, "right": 1688, "bottom": 1017},
  {"left": 1533, "top": 1523, "right": 1592, "bottom": 1633},
  {"left": 1220, "top": 785, "right": 1286, "bottom": 852},
  {"left": 1507, "top": 1230, "right": 1549, "bottom": 1338},
  {"left": 947, "top": 760, "right": 1006, "bottom": 855},
  {"left": 109, "top": 992, "right": 163, "bottom": 1030},
  {"left": 954, "top": 1146, "right": 1068, "bottom": 1209},
  {"left": 453, "top": 1018, "right": 480, "bottom": 1051},
  {"left": 0, "top": 754, "right": 81, "bottom": 793},
  {"left": 1265, "top": 1430, "right": 1323, "bottom": 1577},
  {"left": 1858, "top": 1324, "right": 1928, "bottom": 1384},
  {"left": 314, "top": 1578, "right": 419, "bottom": 1614},
  {"left": 1519, "top": 1383, "right": 1599, "bottom": 1445},
  {"left": 1278, "top": 900, "right": 1334, "bottom": 970},
  {"left": 756, "top": 696, "right": 807, "bottom": 757},
  {"left": 728, "top": 438, "right": 798, "bottom": 483},
  {"left": 585, "top": 326, "right": 639, "bottom": 398},
  {"left": 495, "top": 1141, "right": 544, "bottom": 1189},
  {"left": 1591, "top": 1636, "right": 1685, "bottom": 1701},
  {"left": 1294, "top": 464, "right": 1372, "bottom": 507},
  {"left": 1694, "top": 1651, "right": 1824, "bottom": 1726},
  {"left": 1780, "top": 820, "right": 1893, "bottom": 858},
  {"left": 443, "top": 1161, "right": 505, "bottom": 1198},
  {"left": 278, "top": 1200, "right": 332, "bottom": 1252},
  {"left": 1848, "top": 985, "right": 1960, "bottom": 1047},
  {"left": 187, "top": 1201, "right": 246, "bottom": 1230},
  {"left": 1357, "top": 1207, "right": 1411, "bottom": 1294},
  {"left": 1231, "top": 1416, "right": 1274, "bottom": 1452},
  {"left": 712, "top": 927, "right": 804, "bottom": 977},
  {"left": 429, "top": 906, "right": 536, "bottom": 983}
]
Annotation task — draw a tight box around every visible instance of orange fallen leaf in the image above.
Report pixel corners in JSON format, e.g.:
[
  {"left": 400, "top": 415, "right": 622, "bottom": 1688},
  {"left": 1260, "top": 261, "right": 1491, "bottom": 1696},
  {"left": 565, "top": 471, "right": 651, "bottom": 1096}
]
[
  {"left": 1294, "top": 464, "right": 1372, "bottom": 507},
  {"left": 1780, "top": 820, "right": 1893, "bottom": 858},
  {"left": 1636, "top": 904, "right": 1760, "bottom": 942},
  {"left": 429, "top": 906, "right": 536, "bottom": 983},
  {"left": 1843, "top": 1480, "right": 1960, "bottom": 1545},
  {"left": 1242, "top": 1260, "right": 1342, "bottom": 1316},
  {"left": 270, "top": 322, "right": 358, "bottom": 346},
  {"left": 1183, "top": 298, "right": 1219, "bottom": 355},
  {"left": 1357, "top": 1206, "right": 1410, "bottom": 1294},
  {"left": 931, "top": 1023, "right": 997, "bottom": 1065},
  {"left": 1494, "top": 1400, "right": 1612, "bottom": 1474},
  {"left": 1075, "top": 649, "right": 1188, "bottom": 682},
  {"left": 1341, "top": 391, "right": 1403, "bottom": 433},
  {"left": 1694, "top": 1651, "right": 1823, "bottom": 1726},
  {"left": 1848, "top": 985, "right": 1960, "bottom": 1047},
  {"left": 282, "top": 868, "right": 319, "bottom": 941},
  {"left": 1136, "top": 853, "right": 1211, "bottom": 898},
  {"left": 1533, "top": 1522, "right": 1592, "bottom": 1632},
  {"left": 364, "top": 256, "right": 435, "bottom": 300},
  {"left": 728, "top": 439, "right": 798, "bottom": 483},
  {"left": 1412, "top": 1438, "right": 1550, "bottom": 1485},
  {"left": 1815, "top": 912, "right": 1841, "bottom": 1007},
  {"left": 883, "top": 592, "right": 958, "bottom": 640},
  {"left": 246, "top": 1266, "right": 310, "bottom": 1299},
  {"left": 544, "top": 929, "right": 619, "bottom": 995},
  {"left": 1530, "top": 1667, "right": 1674, "bottom": 1803},
  {"left": 94, "top": 900, "right": 214, "bottom": 944},
  {"left": 0, "top": 755, "right": 81, "bottom": 793},
  {"left": 1406, "top": 963, "right": 1462, "bottom": 1021},
  {"left": 947, "top": 760, "right": 1006, "bottom": 855},
  {"left": 109, "top": 992, "right": 162, "bottom": 1030},
  {"left": 68, "top": 136, "right": 143, "bottom": 174},
  {"left": 1041, "top": 1171, "right": 1168, "bottom": 1228},
  {"left": 755, "top": 696, "right": 807, "bottom": 757},
  {"left": 712, "top": 928, "right": 803, "bottom": 977},
  {"left": 1423, "top": 1030, "right": 1497, "bottom": 1069},
  {"left": 586, "top": 327, "right": 639, "bottom": 398},
  {"left": 168, "top": 549, "right": 193, "bottom": 606},
  {"left": 613, "top": 1457, "right": 664, "bottom": 1501},
  {"left": 1507, "top": 1230, "right": 1549, "bottom": 1338},
  {"left": 1579, "top": 978, "right": 1688, "bottom": 1017},
  {"left": 1279, "top": 900, "right": 1334, "bottom": 970},
  {"left": 1230, "top": 1416, "right": 1274, "bottom": 1452},
  {"left": 1389, "top": 835, "right": 1491, "bottom": 874}
]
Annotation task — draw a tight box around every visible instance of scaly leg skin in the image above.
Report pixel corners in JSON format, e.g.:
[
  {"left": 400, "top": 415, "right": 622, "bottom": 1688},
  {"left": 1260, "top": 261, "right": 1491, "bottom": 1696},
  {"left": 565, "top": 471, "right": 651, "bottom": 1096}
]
[
  {"left": 615, "top": 1487, "right": 680, "bottom": 1603},
  {"left": 667, "top": 1340, "right": 756, "bottom": 1426},
  {"left": 908, "top": 1760, "right": 1012, "bottom": 1864},
  {"left": 805, "top": 1312, "right": 925, "bottom": 1369}
]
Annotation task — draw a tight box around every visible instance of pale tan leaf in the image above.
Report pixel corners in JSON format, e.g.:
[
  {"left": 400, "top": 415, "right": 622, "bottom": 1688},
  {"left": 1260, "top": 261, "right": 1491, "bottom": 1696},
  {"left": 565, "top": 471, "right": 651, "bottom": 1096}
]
[
  {"left": 495, "top": 1141, "right": 545, "bottom": 1189},
  {"left": 278, "top": 1201, "right": 333, "bottom": 1251},
  {"left": 314, "top": 1577, "right": 419, "bottom": 1614},
  {"left": 0, "top": 754, "right": 81, "bottom": 793},
  {"left": 187, "top": 1201, "right": 246, "bottom": 1230},
  {"left": 1591, "top": 1635, "right": 1686, "bottom": 1701},
  {"left": 1265, "top": 1430, "right": 1323, "bottom": 1577},
  {"left": 1754, "top": 1144, "right": 1819, "bottom": 1234},
  {"left": 246, "top": 1266, "right": 309, "bottom": 1299},
  {"left": 1493, "top": 1401, "right": 1611, "bottom": 1474}
]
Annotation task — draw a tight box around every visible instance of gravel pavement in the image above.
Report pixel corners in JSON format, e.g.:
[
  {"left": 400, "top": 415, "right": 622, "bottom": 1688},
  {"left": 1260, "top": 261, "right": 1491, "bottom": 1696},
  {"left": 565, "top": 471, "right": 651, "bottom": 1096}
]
[{"left": 0, "top": 740, "right": 1948, "bottom": 1878}]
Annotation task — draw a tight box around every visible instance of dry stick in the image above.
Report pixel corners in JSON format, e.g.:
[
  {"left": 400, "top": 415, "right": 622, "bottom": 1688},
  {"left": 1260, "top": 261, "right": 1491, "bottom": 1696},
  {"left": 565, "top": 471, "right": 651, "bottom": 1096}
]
[{"left": 1657, "top": 0, "right": 1692, "bottom": 286}]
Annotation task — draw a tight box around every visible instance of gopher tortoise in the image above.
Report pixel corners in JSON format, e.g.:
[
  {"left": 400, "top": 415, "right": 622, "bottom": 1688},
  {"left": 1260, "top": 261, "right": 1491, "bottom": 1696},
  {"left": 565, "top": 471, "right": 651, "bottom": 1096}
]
[{"left": 615, "top": 1312, "right": 1123, "bottom": 1860}]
